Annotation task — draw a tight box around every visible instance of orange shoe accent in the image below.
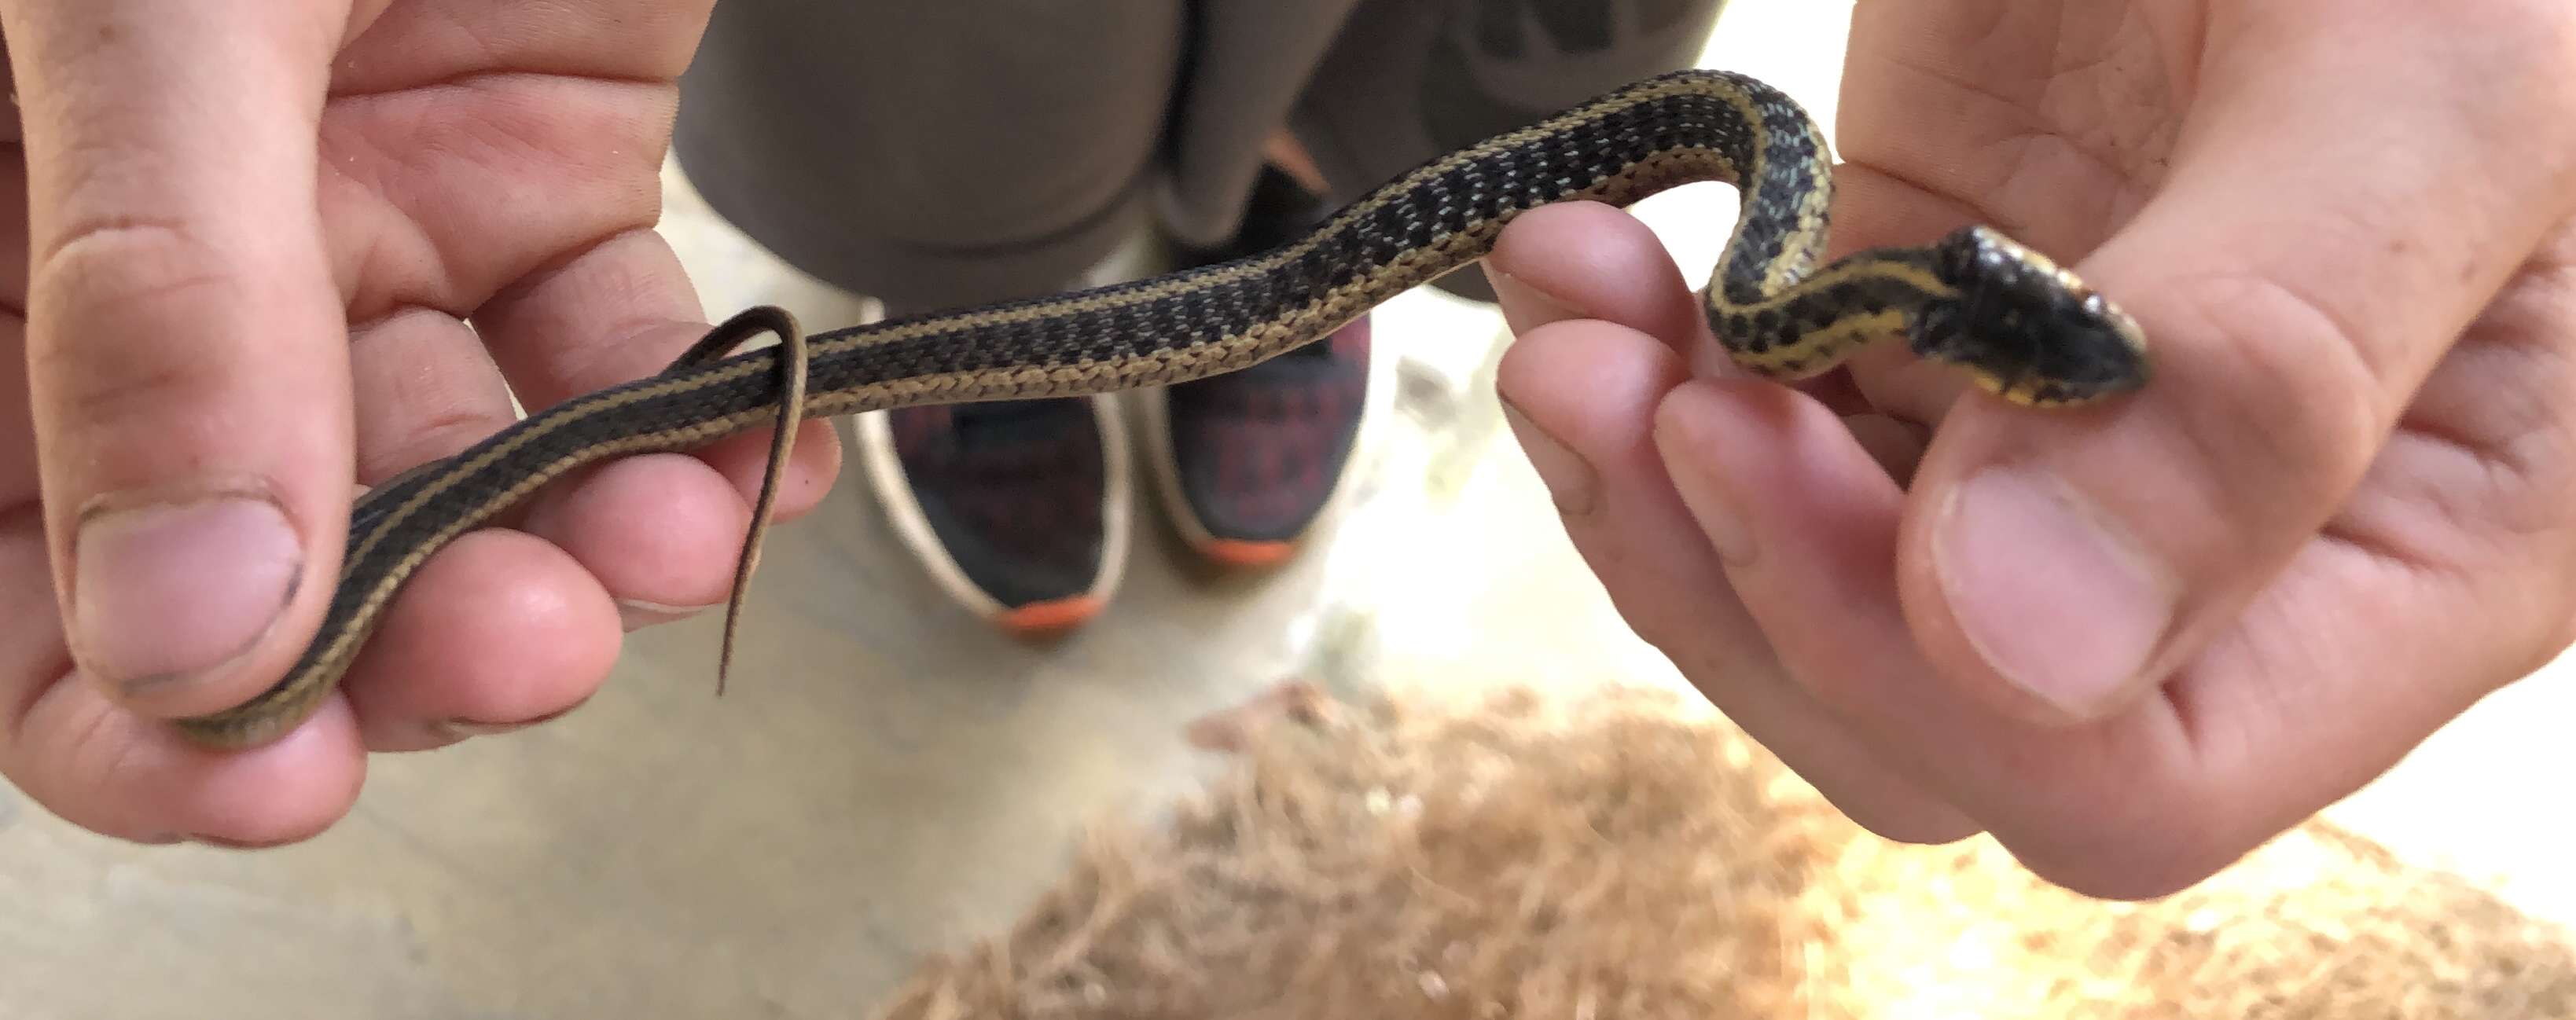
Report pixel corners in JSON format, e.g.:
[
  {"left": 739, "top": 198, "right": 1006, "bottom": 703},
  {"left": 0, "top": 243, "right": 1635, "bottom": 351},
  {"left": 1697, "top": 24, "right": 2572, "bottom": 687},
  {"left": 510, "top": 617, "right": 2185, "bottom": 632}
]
[
  {"left": 996, "top": 595, "right": 1105, "bottom": 637},
  {"left": 1196, "top": 538, "right": 1298, "bottom": 570}
]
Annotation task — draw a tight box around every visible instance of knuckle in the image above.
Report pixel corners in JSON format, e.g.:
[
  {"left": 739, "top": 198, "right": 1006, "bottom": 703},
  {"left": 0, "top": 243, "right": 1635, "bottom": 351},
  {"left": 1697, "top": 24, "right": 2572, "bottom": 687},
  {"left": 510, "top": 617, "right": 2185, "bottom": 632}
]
[
  {"left": 26, "top": 218, "right": 246, "bottom": 427},
  {"left": 34, "top": 216, "right": 233, "bottom": 321}
]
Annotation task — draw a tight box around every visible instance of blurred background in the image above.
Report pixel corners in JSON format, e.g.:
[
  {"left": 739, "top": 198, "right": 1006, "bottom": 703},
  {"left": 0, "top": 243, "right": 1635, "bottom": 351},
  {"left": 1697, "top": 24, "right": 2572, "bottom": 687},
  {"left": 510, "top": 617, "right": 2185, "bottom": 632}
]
[{"left": 4, "top": 2, "right": 2567, "bottom": 1017}]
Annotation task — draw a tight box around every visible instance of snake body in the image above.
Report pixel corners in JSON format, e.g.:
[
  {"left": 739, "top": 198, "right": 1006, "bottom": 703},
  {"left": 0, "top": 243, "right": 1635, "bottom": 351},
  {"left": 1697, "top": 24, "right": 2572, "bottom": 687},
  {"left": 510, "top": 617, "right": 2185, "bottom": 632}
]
[{"left": 170, "top": 68, "right": 2148, "bottom": 747}]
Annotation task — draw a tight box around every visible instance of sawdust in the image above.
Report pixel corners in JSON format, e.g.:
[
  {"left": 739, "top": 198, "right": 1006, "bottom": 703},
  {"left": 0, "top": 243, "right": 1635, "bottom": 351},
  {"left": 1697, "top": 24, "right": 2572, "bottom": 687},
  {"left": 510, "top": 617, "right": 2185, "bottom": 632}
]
[{"left": 868, "top": 682, "right": 2576, "bottom": 1018}]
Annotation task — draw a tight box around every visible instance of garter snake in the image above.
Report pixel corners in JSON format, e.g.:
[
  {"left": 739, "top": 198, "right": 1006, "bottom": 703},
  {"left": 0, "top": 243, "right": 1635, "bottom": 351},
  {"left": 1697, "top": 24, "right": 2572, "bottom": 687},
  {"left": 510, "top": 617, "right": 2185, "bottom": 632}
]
[{"left": 169, "top": 68, "right": 2148, "bottom": 748}]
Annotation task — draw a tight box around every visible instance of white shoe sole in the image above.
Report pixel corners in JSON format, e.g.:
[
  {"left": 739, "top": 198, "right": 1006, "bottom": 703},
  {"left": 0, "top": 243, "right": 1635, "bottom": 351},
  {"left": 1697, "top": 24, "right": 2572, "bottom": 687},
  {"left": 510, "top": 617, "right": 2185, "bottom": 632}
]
[{"left": 853, "top": 394, "right": 1134, "bottom": 629}]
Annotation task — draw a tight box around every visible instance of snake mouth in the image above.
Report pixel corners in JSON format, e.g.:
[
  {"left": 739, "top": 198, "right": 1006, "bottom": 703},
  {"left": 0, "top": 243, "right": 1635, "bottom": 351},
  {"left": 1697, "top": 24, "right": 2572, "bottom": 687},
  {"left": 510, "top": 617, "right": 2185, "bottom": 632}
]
[{"left": 1914, "top": 226, "right": 2150, "bottom": 405}]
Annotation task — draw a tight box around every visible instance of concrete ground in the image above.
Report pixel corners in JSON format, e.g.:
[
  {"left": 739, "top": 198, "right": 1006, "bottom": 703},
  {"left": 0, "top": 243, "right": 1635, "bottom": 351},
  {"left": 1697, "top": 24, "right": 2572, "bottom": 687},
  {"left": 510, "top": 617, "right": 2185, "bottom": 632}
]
[{"left": 3, "top": 4, "right": 2569, "bottom": 1018}]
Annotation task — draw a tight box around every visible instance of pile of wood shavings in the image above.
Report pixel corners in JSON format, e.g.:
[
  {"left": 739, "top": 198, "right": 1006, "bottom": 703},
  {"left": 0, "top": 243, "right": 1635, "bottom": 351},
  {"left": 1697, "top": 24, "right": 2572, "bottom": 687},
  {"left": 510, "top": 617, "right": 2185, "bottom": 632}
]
[{"left": 868, "top": 682, "right": 2576, "bottom": 1018}]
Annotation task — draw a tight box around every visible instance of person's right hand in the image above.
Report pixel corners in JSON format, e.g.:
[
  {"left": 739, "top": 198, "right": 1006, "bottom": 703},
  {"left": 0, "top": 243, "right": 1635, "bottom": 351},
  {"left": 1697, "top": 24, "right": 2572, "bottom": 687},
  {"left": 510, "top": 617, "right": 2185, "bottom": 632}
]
[
  {"left": 0, "top": 1, "right": 842, "bottom": 846},
  {"left": 1486, "top": 0, "right": 2576, "bottom": 898}
]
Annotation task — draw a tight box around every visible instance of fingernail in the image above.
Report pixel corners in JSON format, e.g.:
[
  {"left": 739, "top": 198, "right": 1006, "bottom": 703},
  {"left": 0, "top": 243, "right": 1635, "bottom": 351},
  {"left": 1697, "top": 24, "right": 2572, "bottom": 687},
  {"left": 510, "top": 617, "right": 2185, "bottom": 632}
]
[
  {"left": 1497, "top": 398, "right": 1599, "bottom": 516},
  {"left": 73, "top": 486, "right": 301, "bottom": 694},
  {"left": 184, "top": 832, "right": 290, "bottom": 850},
  {"left": 618, "top": 598, "right": 713, "bottom": 632},
  {"left": 434, "top": 698, "right": 586, "bottom": 741},
  {"left": 431, "top": 719, "right": 532, "bottom": 740},
  {"left": 1935, "top": 466, "right": 2175, "bottom": 717}
]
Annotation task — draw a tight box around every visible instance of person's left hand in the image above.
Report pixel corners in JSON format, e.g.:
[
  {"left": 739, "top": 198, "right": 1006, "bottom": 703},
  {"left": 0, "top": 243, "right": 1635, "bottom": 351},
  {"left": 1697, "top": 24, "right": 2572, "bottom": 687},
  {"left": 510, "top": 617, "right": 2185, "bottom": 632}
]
[{"left": 0, "top": 0, "right": 840, "bottom": 849}]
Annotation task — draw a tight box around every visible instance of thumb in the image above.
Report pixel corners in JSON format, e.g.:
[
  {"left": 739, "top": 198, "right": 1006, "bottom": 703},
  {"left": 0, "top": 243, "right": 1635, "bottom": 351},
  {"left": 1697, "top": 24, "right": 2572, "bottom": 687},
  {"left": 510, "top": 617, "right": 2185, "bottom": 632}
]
[
  {"left": 4, "top": 0, "right": 355, "bottom": 718},
  {"left": 1896, "top": 0, "right": 2576, "bottom": 721}
]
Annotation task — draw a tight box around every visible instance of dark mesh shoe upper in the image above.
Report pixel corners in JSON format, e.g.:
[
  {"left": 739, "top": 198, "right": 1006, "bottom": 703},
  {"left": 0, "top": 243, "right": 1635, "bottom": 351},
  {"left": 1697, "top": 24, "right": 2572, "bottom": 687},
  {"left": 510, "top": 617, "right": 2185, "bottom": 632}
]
[
  {"left": 1160, "top": 166, "right": 1373, "bottom": 545},
  {"left": 886, "top": 397, "right": 1107, "bottom": 608},
  {"left": 1163, "top": 324, "right": 1370, "bottom": 543}
]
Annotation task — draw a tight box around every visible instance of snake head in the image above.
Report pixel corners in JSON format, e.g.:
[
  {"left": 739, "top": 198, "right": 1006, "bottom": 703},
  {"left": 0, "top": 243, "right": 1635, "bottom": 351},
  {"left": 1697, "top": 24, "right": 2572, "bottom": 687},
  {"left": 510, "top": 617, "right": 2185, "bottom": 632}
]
[{"left": 1912, "top": 226, "right": 2148, "bottom": 406}]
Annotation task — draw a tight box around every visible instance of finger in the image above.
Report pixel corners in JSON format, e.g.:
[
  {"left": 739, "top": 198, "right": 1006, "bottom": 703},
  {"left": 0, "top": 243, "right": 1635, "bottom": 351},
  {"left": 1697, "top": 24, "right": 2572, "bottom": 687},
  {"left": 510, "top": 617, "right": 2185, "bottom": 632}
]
[
  {"left": 1486, "top": 200, "right": 1911, "bottom": 419},
  {"left": 344, "top": 306, "right": 518, "bottom": 480},
  {"left": 316, "top": 68, "right": 688, "bottom": 324},
  {"left": 474, "top": 229, "right": 842, "bottom": 618},
  {"left": 1899, "top": 0, "right": 2576, "bottom": 721},
  {"left": 1498, "top": 323, "right": 1975, "bottom": 843},
  {"left": 0, "top": 301, "right": 356, "bottom": 845},
  {"left": 322, "top": 305, "right": 618, "bottom": 748},
  {"left": 1486, "top": 205, "right": 1976, "bottom": 842},
  {"left": 520, "top": 453, "right": 763, "bottom": 630},
  {"left": 9, "top": 664, "right": 365, "bottom": 845},
  {"left": 340, "top": 528, "right": 619, "bottom": 751},
  {"left": 1486, "top": 202, "right": 1709, "bottom": 354},
  {"left": 0, "top": 498, "right": 364, "bottom": 842},
  {"left": 2, "top": 1, "right": 356, "bottom": 720},
  {"left": 331, "top": 0, "right": 713, "bottom": 95},
  {"left": 1648, "top": 376, "right": 2218, "bottom": 897}
]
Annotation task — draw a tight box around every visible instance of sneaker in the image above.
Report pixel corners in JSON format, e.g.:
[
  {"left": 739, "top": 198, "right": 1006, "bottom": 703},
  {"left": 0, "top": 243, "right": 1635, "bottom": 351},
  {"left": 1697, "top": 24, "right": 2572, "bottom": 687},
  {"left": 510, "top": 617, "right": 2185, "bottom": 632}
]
[
  {"left": 855, "top": 394, "right": 1132, "bottom": 637},
  {"left": 1140, "top": 166, "right": 1375, "bottom": 569}
]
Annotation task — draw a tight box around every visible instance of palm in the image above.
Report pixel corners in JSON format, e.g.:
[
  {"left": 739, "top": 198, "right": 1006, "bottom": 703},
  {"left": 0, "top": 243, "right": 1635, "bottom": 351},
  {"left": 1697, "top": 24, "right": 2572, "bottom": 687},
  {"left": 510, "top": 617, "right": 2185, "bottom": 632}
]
[{"left": 312, "top": 0, "right": 714, "bottom": 438}]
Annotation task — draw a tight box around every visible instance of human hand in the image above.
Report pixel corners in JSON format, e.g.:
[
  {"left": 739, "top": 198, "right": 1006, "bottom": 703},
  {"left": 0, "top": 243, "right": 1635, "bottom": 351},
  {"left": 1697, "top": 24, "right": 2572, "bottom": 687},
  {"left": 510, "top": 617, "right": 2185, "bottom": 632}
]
[
  {"left": 0, "top": 1, "right": 840, "bottom": 846},
  {"left": 1487, "top": 0, "right": 2576, "bottom": 897}
]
